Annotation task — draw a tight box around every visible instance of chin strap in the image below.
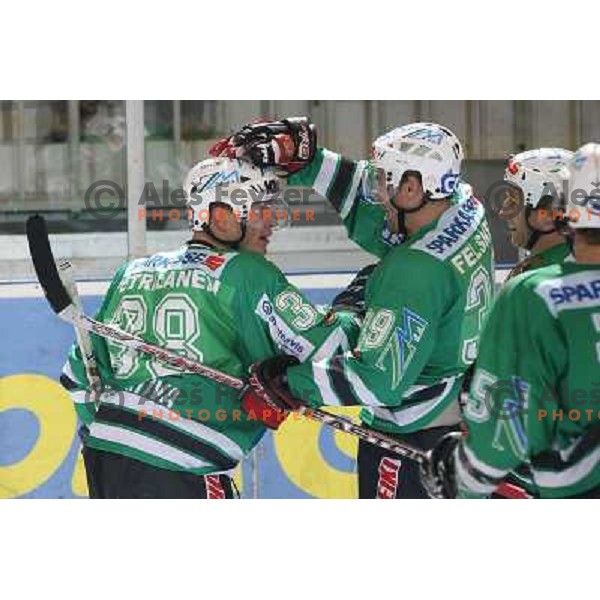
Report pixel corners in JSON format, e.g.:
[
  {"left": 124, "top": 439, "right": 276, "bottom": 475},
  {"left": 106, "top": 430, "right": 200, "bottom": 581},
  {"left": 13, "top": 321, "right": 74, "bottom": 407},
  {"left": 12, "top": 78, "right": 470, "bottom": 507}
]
[
  {"left": 392, "top": 192, "right": 445, "bottom": 237},
  {"left": 201, "top": 219, "right": 247, "bottom": 250},
  {"left": 524, "top": 207, "right": 557, "bottom": 251},
  {"left": 403, "top": 191, "right": 433, "bottom": 214}
]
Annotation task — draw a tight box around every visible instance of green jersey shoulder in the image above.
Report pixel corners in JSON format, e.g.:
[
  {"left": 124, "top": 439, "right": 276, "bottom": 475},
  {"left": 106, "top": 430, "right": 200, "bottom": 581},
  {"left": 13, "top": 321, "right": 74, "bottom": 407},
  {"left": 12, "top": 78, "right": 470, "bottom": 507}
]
[{"left": 459, "top": 262, "right": 600, "bottom": 498}]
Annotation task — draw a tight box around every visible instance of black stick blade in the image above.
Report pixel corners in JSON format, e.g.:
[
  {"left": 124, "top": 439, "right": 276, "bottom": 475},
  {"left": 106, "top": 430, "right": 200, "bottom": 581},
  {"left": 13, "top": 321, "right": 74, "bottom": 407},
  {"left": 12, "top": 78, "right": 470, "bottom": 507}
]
[{"left": 26, "top": 215, "right": 72, "bottom": 314}]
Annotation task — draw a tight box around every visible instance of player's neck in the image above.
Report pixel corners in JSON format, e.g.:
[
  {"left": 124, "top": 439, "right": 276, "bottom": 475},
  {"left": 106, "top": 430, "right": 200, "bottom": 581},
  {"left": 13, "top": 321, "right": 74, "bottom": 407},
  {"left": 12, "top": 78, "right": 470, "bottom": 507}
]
[
  {"left": 530, "top": 232, "right": 566, "bottom": 254},
  {"left": 573, "top": 234, "right": 600, "bottom": 264},
  {"left": 191, "top": 231, "right": 230, "bottom": 250},
  {"left": 405, "top": 199, "right": 451, "bottom": 235}
]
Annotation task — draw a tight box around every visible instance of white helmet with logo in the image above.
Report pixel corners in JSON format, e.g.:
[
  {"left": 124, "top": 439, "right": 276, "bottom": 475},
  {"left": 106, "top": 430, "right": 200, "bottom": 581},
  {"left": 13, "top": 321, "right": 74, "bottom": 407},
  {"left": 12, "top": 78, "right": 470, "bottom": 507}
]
[
  {"left": 184, "top": 157, "right": 280, "bottom": 232},
  {"left": 371, "top": 122, "right": 464, "bottom": 199},
  {"left": 504, "top": 148, "right": 573, "bottom": 209},
  {"left": 565, "top": 143, "right": 600, "bottom": 229}
]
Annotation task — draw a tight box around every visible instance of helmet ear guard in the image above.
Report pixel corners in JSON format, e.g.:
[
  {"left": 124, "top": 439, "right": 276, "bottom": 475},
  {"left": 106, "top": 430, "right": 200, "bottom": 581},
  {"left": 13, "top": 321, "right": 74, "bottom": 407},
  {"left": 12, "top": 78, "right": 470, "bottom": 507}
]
[{"left": 523, "top": 202, "right": 557, "bottom": 251}]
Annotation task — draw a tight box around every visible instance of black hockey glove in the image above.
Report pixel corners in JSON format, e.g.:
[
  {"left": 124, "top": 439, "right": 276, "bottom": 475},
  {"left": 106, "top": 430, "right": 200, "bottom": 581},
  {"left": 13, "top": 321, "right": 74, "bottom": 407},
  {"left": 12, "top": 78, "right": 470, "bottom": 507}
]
[
  {"left": 240, "top": 355, "right": 302, "bottom": 429},
  {"left": 420, "top": 432, "right": 462, "bottom": 499},
  {"left": 330, "top": 263, "right": 377, "bottom": 318},
  {"left": 230, "top": 117, "right": 317, "bottom": 174}
]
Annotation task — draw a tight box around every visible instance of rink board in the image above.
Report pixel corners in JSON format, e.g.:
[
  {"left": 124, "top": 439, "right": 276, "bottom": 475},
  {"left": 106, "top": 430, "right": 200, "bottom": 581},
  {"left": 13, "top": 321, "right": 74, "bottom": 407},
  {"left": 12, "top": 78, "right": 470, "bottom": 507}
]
[
  {"left": 0, "top": 274, "right": 360, "bottom": 499},
  {"left": 0, "top": 271, "right": 507, "bottom": 499}
]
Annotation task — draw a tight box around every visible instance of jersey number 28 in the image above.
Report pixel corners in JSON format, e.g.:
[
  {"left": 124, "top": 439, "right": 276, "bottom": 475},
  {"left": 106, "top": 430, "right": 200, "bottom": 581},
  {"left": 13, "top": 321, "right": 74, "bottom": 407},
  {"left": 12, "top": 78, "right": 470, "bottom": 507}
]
[{"left": 108, "top": 293, "right": 202, "bottom": 379}]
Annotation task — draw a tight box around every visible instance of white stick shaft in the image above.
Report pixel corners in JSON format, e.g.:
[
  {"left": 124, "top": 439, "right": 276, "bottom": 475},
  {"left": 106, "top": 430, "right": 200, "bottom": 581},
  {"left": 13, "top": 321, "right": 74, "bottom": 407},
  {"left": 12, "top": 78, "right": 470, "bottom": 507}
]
[{"left": 58, "top": 261, "right": 101, "bottom": 398}]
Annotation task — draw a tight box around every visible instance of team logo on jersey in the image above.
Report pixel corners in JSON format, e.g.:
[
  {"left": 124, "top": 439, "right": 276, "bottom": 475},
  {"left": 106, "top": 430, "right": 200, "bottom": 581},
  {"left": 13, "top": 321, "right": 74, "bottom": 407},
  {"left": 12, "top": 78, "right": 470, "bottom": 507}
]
[
  {"left": 491, "top": 377, "right": 530, "bottom": 461},
  {"left": 382, "top": 219, "right": 405, "bottom": 247},
  {"left": 203, "top": 254, "right": 226, "bottom": 271},
  {"left": 535, "top": 272, "right": 600, "bottom": 316},
  {"left": 376, "top": 308, "right": 429, "bottom": 390},
  {"left": 255, "top": 294, "right": 315, "bottom": 361},
  {"left": 412, "top": 196, "right": 484, "bottom": 260}
]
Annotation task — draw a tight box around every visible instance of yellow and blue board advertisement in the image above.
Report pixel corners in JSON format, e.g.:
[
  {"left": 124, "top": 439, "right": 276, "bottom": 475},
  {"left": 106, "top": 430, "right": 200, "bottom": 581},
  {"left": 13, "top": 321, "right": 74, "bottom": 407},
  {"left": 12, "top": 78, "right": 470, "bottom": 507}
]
[{"left": 0, "top": 286, "right": 359, "bottom": 498}]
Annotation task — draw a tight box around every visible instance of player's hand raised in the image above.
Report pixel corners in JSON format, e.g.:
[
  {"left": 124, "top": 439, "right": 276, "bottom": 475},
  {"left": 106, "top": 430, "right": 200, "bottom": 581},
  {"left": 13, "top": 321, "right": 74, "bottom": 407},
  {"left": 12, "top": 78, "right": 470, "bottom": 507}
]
[{"left": 210, "top": 117, "right": 317, "bottom": 175}]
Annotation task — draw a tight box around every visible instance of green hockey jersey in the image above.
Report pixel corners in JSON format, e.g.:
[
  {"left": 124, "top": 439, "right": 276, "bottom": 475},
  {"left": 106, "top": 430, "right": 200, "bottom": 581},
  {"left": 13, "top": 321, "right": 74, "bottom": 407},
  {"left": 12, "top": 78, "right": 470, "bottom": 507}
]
[
  {"left": 506, "top": 241, "right": 572, "bottom": 280},
  {"left": 503, "top": 240, "right": 573, "bottom": 493},
  {"left": 287, "top": 148, "right": 495, "bottom": 434},
  {"left": 62, "top": 242, "right": 357, "bottom": 475},
  {"left": 458, "top": 262, "right": 600, "bottom": 498}
]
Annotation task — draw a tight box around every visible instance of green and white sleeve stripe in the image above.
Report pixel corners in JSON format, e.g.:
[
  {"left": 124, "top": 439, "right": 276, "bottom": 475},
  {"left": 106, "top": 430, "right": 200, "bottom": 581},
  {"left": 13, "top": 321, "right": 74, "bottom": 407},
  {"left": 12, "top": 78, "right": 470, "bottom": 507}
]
[
  {"left": 455, "top": 442, "right": 508, "bottom": 496},
  {"left": 457, "top": 425, "right": 600, "bottom": 498},
  {"left": 60, "top": 346, "right": 96, "bottom": 425},
  {"left": 361, "top": 376, "right": 461, "bottom": 433},
  {"left": 530, "top": 429, "right": 600, "bottom": 498},
  {"left": 293, "top": 148, "right": 367, "bottom": 220}
]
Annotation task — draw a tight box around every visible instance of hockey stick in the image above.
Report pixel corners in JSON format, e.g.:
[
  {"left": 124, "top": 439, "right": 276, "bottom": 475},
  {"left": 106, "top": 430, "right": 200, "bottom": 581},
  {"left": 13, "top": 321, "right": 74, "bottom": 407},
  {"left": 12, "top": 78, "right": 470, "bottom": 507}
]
[
  {"left": 57, "top": 260, "right": 102, "bottom": 405},
  {"left": 26, "top": 215, "right": 427, "bottom": 466}
]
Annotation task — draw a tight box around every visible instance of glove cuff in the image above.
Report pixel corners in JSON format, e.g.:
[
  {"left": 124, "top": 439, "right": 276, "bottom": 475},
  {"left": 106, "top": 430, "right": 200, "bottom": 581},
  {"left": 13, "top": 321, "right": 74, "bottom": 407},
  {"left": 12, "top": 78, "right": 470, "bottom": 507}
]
[
  {"left": 253, "top": 356, "right": 301, "bottom": 410},
  {"left": 241, "top": 392, "right": 287, "bottom": 430}
]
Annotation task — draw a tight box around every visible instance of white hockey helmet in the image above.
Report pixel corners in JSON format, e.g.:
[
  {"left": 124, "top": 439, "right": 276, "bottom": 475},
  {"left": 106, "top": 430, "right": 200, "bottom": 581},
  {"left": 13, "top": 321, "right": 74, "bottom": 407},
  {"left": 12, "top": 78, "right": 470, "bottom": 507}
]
[
  {"left": 504, "top": 148, "right": 573, "bottom": 209},
  {"left": 184, "top": 157, "right": 281, "bottom": 232},
  {"left": 565, "top": 143, "right": 600, "bottom": 229},
  {"left": 371, "top": 122, "right": 464, "bottom": 199}
]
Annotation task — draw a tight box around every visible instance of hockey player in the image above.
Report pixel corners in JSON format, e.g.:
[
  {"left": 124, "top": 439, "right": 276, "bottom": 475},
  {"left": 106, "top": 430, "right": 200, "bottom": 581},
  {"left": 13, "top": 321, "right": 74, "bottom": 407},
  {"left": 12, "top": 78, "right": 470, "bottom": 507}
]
[
  {"left": 491, "top": 148, "right": 574, "bottom": 497},
  {"left": 424, "top": 142, "right": 600, "bottom": 499},
  {"left": 230, "top": 119, "right": 495, "bottom": 498},
  {"left": 501, "top": 148, "right": 574, "bottom": 279},
  {"left": 60, "top": 156, "right": 357, "bottom": 498}
]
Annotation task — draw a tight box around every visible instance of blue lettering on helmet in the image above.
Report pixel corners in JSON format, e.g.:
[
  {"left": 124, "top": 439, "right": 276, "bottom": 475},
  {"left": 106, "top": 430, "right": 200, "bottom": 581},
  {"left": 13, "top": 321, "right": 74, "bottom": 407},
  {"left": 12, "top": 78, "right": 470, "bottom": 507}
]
[
  {"left": 405, "top": 128, "right": 444, "bottom": 145},
  {"left": 197, "top": 170, "right": 240, "bottom": 193},
  {"left": 441, "top": 171, "right": 460, "bottom": 195}
]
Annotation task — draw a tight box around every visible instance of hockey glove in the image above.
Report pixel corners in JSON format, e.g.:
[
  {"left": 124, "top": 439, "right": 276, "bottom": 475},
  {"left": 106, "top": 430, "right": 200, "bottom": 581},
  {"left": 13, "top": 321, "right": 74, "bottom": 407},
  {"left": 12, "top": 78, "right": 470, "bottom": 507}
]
[
  {"left": 208, "top": 136, "right": 242, "bottom": 160},
  {"left": 330, "top": 263, "right": 377, "bottom": 317},
  {"left": 420, "top": 432, "right": 462, "bottom": 499},
  {"left": 241, "top": 355, "right": 302, "bottom": 429},
  {"left": 214, "top": 117, "right": 317, "bottom": 175}
]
